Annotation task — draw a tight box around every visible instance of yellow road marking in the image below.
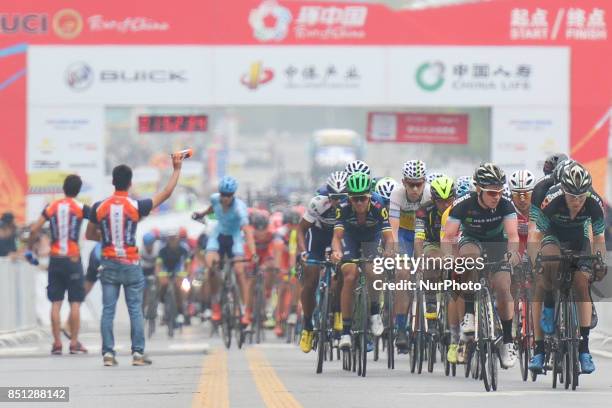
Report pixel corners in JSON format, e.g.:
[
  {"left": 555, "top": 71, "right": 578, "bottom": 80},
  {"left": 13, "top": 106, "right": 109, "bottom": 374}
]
[
  {"left": 192, "top": 348, "right": 229, "bottom": 408},
  {"left": 246, "top": 348, "right": 303, "bottom": 408}
]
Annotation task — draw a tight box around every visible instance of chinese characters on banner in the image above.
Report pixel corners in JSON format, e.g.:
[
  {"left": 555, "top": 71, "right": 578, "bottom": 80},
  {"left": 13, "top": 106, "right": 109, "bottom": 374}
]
[
  {"left": 510, "top": 7, "right": 607, "bottom": 40},
  {"left": 367, "top": 112, "right": 469, "bottom": 144}
]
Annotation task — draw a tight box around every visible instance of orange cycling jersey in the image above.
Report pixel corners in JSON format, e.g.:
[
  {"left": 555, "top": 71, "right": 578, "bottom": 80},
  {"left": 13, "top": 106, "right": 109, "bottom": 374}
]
[
  {"left": 43, "top": 197, "right": 90, "bottom": 258},
  {"left": 90, "top": 191, "right": 153, "bottom": 263}
]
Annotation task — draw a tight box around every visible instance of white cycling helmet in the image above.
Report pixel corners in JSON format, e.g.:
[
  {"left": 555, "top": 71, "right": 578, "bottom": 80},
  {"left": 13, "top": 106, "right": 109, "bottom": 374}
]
[
  {"left": 509, "top": 170, "right": 536, "bottom": 192},
  {"left": 426, "top": 171, "right": 445, "bottom": 185},
  {"left": 402, "top": 160, "right": 427, "bottom": 180},
  {"left": 374, "top": 177, "right": 399, "bottom": 201},
  {"left": 326, "top": 171, "right": 348, "bottom": 194},
  {"left": 345, "top": 160, "right": 371, "bottom": 176}
]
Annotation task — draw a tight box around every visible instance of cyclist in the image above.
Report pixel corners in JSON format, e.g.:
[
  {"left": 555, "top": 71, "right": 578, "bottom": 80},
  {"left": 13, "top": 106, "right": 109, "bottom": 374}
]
[
  {"left": 192, "top": 176, "right": 257, "bottom": 326},
  {"left": 141, "top": 232, "right": 160, "bottom": 315},
  {"left": 442, "top": 163, "right": 521, "bottom": 368},
  {"left": 374, "top": 177, "right": 399, "bottom": 208},
  {"left": 414, "top": 176, "right": 455, "bottom": 322},
  {"left": 297, "top": 171, "right": 348, "bottom": 353},
  {"left": 508, "top": 170, "right": 536, "bottom": 255},
  {"left": 389, "top": 160, "right": 430, "bottom": 352},
  {"left": 331, "top": 171, "right": 394, "bottom": 350},
  {"left": 156, "top": 229, "right": 191, "bottom": 327},
  {"left": 272, "top": 208, "right": 302, "bottom": 337},
  {"left": 528, "top": 163, "right": 607, "bottom": 374}
]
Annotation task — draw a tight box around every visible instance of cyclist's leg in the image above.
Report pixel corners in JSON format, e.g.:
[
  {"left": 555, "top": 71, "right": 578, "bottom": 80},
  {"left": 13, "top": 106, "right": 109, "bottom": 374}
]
[
  {"left": 423, "top": 244, "right": 443, "bottom": 319},
  {"left": 487, "top": 241, "right": 514, "bottom": 341},
  {"left": 573, "top": 237, "right": 594, "bottom": 368},
  {"left": 394, "top": 228, "right": 413, "bottom": 335},
  {"left": 175, "top": 272, "right": 187, "bottom": 317},
  {"left": 340, "top": 234, "right": 360, "bottom": 337},
  {"left": 456, "top": 237, "right": 481, "bottom": 336}
]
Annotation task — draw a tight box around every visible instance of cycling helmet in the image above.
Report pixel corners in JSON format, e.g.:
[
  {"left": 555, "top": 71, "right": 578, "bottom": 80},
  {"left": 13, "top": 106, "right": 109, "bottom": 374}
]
[
  {"left": 473, "top": 163, "right": 506, "bottom": 187},
  {"left": 455, "top": 176, "right": 472, "bottom": 198},
  {"left": 509, "top": 170, "right": 536, "bottom": 192},
  {"left": 402, "top": 160, "right": 427, "bottom": 180},
  {"left": 179, "top": 226, "right": 188, "bottom": 239},
  {"left": 282, "top": 209, "right": 301, "bottom": 225},
  {"left": 543, "top": 153, "right": 569, "bottom": 175},
  {"left": 347, "top": 171, "right": 371, "bottom": 195},
  {"left": 426, "top": 172, "right": 445, "bottom": 185},
  {"left": 430, "top": 176, "right": 455, "bottom": 201},
  {"left": 374, "top": 177, "right": 399, "bottom": 201},
  {"left": 553, "top": 158, "right": 576, "bottom": 183},
  {"left": 218, "top": 175, "right": 238, "bottom": 194},
  {"left": 326, "top": 171, "right": 348, "bottom": 194},
  {"left": 165, "top": 227, "right": 179, "bottom": 237},
  {"left": 560, "top": 162, "right": 592, "bottom": 195},
  {"left": 250, "top": 210, "right": 270, "bottom": 230},
  {"left": 345, "top": 160, "right": 371, "bottom": 176}
]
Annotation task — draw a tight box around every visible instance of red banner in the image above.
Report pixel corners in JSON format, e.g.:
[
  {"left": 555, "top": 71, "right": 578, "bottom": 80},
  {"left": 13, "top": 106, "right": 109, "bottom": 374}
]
[{"left": 367, "top": 112, "right": 468, "bottom": 144}]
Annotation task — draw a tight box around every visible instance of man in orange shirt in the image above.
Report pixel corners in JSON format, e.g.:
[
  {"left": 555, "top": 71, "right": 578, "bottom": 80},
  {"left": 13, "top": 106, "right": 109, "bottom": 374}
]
[
  {"left": 86, "top": 155, "right": 183, "bottom": 367},
  {"left": 30, "top": 175, "right": 90, "bottom": 355}
]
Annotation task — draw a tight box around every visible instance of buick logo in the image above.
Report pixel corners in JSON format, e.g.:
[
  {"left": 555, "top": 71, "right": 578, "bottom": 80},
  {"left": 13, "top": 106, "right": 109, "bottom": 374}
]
[{"left": 65, "top": 62, "right": 93, "bottom": 90}]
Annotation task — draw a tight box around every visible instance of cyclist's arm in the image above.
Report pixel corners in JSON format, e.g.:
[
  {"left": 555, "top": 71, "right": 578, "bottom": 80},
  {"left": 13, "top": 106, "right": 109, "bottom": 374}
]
[
  {"left": 504, "top": 216, "right": 520, "bottom": 264},
  {"left": 242, "top": 224, "right": 256, "bottom": 257},
  {"left": 151, "top": 154, "right": 183, "bottom": 210},
  {"left": 382, "top": 229, "right": 394, "bottom": 256},
  {"left": 195, "top": 205, "right": 214, "bottom": 219},
  {"left": 389, "top": 217, "right": 400, "bottom": 243},
  {"left": 297, "top": 218, "right": 313, "bottom": 254},
  {"left": 85, "top": 221, "right": 101, "bottom": 241},
  {"left": 331, "top": 227, "right": 344, "bottom": 261}
]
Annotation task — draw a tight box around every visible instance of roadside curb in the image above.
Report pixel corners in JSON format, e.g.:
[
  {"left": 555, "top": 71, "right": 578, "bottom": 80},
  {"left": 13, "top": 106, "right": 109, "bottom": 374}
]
[{"left": 0, "top": 327, "right": 46, "bottom": 348}]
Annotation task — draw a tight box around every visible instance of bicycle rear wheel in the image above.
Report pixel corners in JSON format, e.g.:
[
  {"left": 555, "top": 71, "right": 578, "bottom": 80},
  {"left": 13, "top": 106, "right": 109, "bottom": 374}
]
[
  {"left": 165, "top": 285, "right": 177, "bottom": 339},
  {"left": 360, "top": 286, "right": 368, "bottom": 377},
  {"left": 385, "top": 290, "right": 395, "bottom": 370}
]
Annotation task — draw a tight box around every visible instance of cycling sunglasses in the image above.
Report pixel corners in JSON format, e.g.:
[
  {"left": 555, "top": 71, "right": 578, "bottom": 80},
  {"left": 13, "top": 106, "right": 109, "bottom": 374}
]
[
  {"left": 220, "top": 192, "right": 234, "bottom": 198},
  {"left": 511, "top": 191, "right": 532, "bottom": 200},
  {"left": 404, "top": 180, "right": 425, "bottom": 189},
  {"left": 349, "top": 195, "right": 370, "bottom": 203},
  {"left": 563, "top": 190, "right": 588, "bottom": 200},
  {"left": 480, "top": 187, "right": 504, "bottom": 197},
  {"left": 329, "top": 193, "right": 348, "bottom": 200}
]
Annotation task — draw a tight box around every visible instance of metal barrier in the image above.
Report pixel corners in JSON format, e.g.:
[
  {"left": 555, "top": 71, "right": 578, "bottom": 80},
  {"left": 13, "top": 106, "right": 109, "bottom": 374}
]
[{"left": 0, "top": 258, "right": 37, "bottom": 333}]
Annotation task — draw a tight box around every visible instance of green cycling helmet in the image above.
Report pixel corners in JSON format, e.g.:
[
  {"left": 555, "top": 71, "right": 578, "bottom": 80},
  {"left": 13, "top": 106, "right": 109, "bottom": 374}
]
[
  {"left": 430, "top": 175, "right": 455, "bottom": 201},
  {"left": 347, "top": 171, "right": 371, "bottom": 195}
]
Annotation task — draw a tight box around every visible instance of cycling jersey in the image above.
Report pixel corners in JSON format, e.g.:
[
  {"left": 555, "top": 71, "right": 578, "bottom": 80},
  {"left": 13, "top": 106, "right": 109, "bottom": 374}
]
[
  {"left": 536, "top": 185, "right": 606, "bottom": 241},
  {"left": 206, "top": 193, "right": 249, "bottom": 256},
  {"left": 415, "top": 200, "right": 443, "bottom": 245},
  {"left": 157, "top": 244, "right": 190, "bottom": 274},
  {"left": 43, "top": 197, "right": 91, "bottom": 258},
  {"left": 303, "top": 195, "right": 339, "bottom": 230},
  {"left": 335, "top": 194, "right": 391, "bottom": 241},
  {"left": 530, "top": 174, "right": 555, "bottom": 223},
  {"left": 448, "top": 192, "right": 516, "bottom": 241},
  {"left": 517, "top": 210, "right": 529, "bottom": 255},
  {"left": 389, "top": 184, "right": 431, "bottom": 231},
  {"left": 90, "top": 191, "right": 153, "bottom": 263},
  {"left": 140, "top": 241, "right": 160, "bottom": 276}
]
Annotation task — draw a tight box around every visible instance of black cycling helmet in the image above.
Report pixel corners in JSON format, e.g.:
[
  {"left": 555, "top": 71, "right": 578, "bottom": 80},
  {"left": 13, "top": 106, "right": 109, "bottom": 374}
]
[
  {"left": 560, "top": 162, "right": 592, "bottom": 195},
  {"left": 543, "top": 153, "right": 568, "bottom": 175},
  {"left": 552, "top": 158, "right": 576, "bottom": 183},
  {"left": 473, "top": 163, "right": 506, "bottom": 187}
]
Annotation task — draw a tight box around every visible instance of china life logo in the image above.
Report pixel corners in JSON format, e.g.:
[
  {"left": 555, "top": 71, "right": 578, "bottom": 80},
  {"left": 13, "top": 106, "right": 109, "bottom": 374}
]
[
  {"left": 249, "top": 0, "right": 292, "bottom": 42},
  {"left": 416, "top": 61, "right": 445, "bottom": 92}
]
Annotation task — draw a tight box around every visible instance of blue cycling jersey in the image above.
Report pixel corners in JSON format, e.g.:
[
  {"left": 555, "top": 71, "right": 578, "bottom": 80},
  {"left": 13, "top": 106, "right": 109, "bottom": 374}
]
[{"left": 210, "top": 193, "right": 249, "bottom": 235}]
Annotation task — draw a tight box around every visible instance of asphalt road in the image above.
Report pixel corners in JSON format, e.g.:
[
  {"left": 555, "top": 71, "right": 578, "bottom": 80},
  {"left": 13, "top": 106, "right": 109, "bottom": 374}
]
[{"left": 1, "top": 322, "right": 612, "bottom": 408}]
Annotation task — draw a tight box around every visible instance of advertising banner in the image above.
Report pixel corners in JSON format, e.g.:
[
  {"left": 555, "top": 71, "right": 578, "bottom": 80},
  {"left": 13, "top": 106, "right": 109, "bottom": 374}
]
[
  {"left": 27, "top": 46, "right": 214, "bottom": 105},
  {"left": 367, "top": 112, "right": 468, "bottom": 144}
]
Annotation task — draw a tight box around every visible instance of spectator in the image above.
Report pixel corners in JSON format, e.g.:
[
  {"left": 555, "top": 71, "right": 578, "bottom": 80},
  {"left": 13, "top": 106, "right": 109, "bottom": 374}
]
[
  {"left": 86, "top": 154, "right": 184, "bottom": 367},
  {"left": 0, "top": 219, "right": 17, "bottom": 258}
]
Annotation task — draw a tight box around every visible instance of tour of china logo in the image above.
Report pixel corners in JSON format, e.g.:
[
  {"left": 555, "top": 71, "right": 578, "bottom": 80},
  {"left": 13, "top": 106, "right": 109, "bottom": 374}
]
[
  {"left": 241, "top": 62, "right": 274, "bottom": 89},
  {"left": 249, "top": 0, "right": 292, "bottom": 42},
  {"left": 52, "top": 9, "right": 83, "bottom": 39},
  {"left": 415, "top": 61, "right": 445, "bottom": 92}
]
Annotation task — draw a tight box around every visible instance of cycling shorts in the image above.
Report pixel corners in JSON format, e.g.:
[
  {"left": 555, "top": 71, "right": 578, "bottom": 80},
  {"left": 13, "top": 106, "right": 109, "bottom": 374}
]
[
  {"left": 305, "top": 227, "right": 333, "bottom": 262},
  {"left": 206, "top": 230, "right": 244, "bottom": 258},
  {"left": 341, "top": 232, "right": 381, "bottom": 262},
  {"left": 398, "top": 228, "right": 415, "bottom": 257}
]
